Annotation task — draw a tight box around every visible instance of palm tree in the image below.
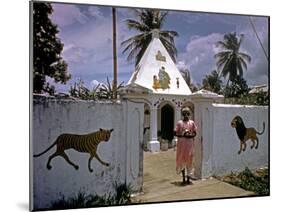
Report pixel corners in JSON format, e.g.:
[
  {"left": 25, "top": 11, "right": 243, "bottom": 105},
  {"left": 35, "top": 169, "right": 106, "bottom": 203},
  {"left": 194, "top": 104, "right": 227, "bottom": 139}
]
[
  {"left": 215, "top": 32, "right": 251, "bottom": 86},
  {"left": 121, "top": 9, "right": 178, "bottom": 66}
]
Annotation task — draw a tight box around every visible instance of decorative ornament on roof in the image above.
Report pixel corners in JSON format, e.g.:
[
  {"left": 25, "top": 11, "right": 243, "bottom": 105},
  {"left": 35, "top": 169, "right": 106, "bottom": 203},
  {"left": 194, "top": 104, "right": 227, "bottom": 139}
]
[
  {"left": 176, "top": 77, "right": 179, "bottom": 88},
  {"left": 152, "top": 29, "right": 160, "bottom": 38},
  {"left": 156, "top": 50, "right": 166, "bottom": 62},
  {"left": 152, "top": 66, "right": 171, "bottom": 90}
]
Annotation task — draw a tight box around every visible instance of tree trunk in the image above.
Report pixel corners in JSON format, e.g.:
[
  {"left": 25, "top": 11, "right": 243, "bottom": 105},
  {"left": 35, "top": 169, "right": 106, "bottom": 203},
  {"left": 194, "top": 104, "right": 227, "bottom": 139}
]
[{"left": 112, "top": 7, "right": 118, "bottom": 99}]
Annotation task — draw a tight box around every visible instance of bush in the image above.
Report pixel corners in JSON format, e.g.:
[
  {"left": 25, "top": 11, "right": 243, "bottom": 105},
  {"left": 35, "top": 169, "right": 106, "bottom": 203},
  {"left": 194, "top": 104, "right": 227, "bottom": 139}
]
[
  {"left": 221, "top": 167, "right": 269, "bottom": 195},
  {"left": 51, "top": 182, "right": 133, "bottom": 210},
  {"left": 224, "top": 92, "right": 269, "bottom": 106},
  {"left": 69, "top": 79, "right": 100, "bottom": 100}
]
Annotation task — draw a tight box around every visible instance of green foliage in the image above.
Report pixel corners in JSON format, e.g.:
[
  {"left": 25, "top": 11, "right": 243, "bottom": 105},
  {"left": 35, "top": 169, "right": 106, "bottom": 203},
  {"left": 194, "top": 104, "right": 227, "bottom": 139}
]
[
  {"left": 51, "top": 192, "right": 89, "bottom": 209},
  {"left": 43, "top": 82, "right": 56, "bottom": 96},
  {"left": 222, "top": 167, "right": 269, "bottom": 195},
  {"left": 255, "top": 92, "right": 269, "bottom": 105},
  {"left": 33, "top": 2, "right": 71, "bottom": 93},
  {"left": 222, "top": 76, "right": 269, "bottom": 106},
  {"left": 97, "top": 77, "right": 124, "bottom": 100},
  {"left": 69, "top": 79, "right": 100, "bottom": 100},
  {"left": 223, "top": 76, "right": 249, "bottom": 98},
  {"left": 202, "top": 70, "right": 223, "bottom": 93},
  {"left": 113, "top": 182, "right": 132, "bottom": 204},
  {"left": 69, "top": 77, "right": 124, "bottom": 100},
  {"left": 51, "top": 182, "right": 133, "bottom": 210},
  {"left": 224, "top": 92, "right": 269, "bottom": 106},
  {"left": 189, "top": 83, "right": 199, "bottom": 92},
  {"left": 121, "top": 9, "right": 178, "bottom": 65}
]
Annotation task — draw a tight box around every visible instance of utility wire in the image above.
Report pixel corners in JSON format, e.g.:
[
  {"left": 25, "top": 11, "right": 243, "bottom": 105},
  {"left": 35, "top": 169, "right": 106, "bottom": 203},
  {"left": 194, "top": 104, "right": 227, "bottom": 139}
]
[{"left": 249, "top": 17, "right": 269, "bottom": 61}]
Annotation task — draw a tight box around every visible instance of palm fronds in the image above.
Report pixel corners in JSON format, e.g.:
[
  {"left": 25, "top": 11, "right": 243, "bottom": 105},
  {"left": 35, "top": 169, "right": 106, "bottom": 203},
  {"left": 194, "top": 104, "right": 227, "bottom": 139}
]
[
  {"left": 121, "top": 8, "right": 178, "bottom": 66},
  {"left": 214, "top": 32, "right": 251, "bottom": 85}
]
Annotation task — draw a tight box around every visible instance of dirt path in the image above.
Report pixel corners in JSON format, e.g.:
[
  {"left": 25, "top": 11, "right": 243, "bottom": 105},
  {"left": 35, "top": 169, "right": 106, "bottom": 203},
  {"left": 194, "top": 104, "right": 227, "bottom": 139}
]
[{"left": 132, "top": 149, "right": 254, "bottom": 203}]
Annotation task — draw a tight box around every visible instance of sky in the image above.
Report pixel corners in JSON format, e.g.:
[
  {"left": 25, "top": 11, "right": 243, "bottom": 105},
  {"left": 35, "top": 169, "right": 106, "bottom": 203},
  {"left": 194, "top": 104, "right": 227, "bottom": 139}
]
[{"left": 48, "top": 2, "right": 269, "bottom": 92}]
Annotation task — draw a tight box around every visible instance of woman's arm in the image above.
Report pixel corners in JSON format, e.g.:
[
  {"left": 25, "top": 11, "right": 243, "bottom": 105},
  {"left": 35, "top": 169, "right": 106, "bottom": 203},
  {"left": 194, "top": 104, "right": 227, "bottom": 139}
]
[
  {"left": 185, "top": 131, "right": 196, "bottom": 138},
  {"left": 174, "top": 130, "right": 184, "bottom": 137}
]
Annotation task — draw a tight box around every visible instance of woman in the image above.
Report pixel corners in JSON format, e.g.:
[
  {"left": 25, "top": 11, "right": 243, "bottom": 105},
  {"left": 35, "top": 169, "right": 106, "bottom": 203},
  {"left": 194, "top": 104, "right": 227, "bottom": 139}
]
[{"left": 174, "top": 107, "right": 197, "bottom": 185}]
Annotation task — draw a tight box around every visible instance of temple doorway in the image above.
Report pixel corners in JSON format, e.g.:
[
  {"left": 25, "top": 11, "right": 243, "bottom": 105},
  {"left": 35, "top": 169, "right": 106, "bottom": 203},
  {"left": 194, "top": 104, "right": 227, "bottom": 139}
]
[{"left": 160, "top": 104, "right": 174, "bottom": 141}]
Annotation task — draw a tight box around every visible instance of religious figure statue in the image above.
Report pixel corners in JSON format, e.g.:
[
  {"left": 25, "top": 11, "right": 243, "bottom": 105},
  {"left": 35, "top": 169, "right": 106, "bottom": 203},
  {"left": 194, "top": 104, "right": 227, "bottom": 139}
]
[
  {"left": 152, "top": 66, "right": 171, "bottom": 90},
  {"left": 153, "top": 75, "right": 161, "bottom": 89}
]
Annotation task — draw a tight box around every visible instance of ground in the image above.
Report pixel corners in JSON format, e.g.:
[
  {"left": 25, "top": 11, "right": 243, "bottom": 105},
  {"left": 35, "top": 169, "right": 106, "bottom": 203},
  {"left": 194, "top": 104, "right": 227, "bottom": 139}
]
[{"left": 132, "top": 149, "right": 254, "bottom": 203}]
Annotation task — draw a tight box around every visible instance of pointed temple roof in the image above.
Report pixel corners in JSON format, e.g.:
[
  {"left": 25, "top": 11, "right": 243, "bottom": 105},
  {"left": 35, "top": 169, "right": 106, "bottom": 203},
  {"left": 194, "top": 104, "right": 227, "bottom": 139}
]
[{"left": 126, "top": 30, "right": 192, "bottom": 96}]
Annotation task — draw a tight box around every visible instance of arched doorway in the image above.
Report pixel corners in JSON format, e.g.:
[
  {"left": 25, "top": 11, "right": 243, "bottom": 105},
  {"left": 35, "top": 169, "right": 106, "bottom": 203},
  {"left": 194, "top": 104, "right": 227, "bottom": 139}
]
[{"left": 160, "top": 104, "right": 174, "bottom": 141}]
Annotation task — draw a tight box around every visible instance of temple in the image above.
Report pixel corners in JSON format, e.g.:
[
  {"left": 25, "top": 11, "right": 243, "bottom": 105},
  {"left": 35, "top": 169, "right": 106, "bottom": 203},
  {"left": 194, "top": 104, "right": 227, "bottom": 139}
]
[{"left": 121, "top": 29, "right": 196, "bottom": 152}]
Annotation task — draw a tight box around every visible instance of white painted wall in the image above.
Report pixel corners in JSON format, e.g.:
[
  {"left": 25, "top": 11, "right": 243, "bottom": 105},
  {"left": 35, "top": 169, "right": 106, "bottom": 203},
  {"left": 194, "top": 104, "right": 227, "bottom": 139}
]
[
  {"left": 31, "top": 97, "right": 143, "bottom": 210},
  {"left": 198, "top": 103, "right": 268, "bottom": 178}
]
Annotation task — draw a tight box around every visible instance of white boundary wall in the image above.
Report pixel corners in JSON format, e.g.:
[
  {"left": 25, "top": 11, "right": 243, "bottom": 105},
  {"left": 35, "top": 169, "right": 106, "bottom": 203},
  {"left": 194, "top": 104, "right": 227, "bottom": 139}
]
[
  {"left": 194, "top": 101, "right": 268, "bottom": 178},
  {"left": 31, "top": 97, "right": 144, "bottom": 210}
]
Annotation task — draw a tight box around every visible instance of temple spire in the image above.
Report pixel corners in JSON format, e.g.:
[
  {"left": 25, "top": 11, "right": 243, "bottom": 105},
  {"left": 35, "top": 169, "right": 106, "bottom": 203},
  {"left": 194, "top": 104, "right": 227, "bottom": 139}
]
[
  {"left": 152, "top": 29, "right": 160, "bottom": 39},
  {"left": 126, "top": 33, "right": 192, "bottom": 95}
]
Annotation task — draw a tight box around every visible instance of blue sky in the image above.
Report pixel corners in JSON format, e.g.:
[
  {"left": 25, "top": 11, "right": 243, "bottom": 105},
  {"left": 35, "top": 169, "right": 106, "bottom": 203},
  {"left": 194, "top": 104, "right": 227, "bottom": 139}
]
[{"left": 49, "top": 2, "right": 269, "bottom": 92}]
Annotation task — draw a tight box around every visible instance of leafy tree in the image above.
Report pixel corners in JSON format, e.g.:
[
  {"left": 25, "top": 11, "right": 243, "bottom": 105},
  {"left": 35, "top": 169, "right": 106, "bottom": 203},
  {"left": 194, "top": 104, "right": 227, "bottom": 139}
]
[
  {"left": 189, "top": 83, "right": 199, "bottom": 93},
  {"left": 215, "top": 32, "right": 251, "bottom": 86},
  {"left": 44, "top": 82, "right": 56, "bottom": 96},
  {"left": 121, "top": 9, "right": 178, "bottom": 66},
  {"left": 223, "top": 76, "right": 249, "bottom": 98},
  {"left": 202, "top": 70, "right": 222, "bottom": 93},
  {"left": 33, "top": 2, "right": 70, "bottom": 93}
]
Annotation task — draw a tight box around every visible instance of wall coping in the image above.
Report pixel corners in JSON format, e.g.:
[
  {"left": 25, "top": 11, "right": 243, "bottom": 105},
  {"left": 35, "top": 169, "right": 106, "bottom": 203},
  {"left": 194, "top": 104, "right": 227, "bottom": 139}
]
[
  {"left": 33, "top": 94, "right": 122, "bottom": 104},
  {"left": 213, "top": 103, "right": 268, "bottom": 109},
  {"left": 190, "top": 89, "right": 223, "bottom": 98}
]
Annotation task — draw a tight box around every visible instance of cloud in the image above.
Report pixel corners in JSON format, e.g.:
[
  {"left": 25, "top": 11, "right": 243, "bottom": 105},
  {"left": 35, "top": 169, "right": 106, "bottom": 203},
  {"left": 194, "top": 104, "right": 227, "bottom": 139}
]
[
  {"left": 177, "top": 60, "right": 189, "bottom": 71},
  {"left": 51, "top": 4, "right": 88, "bottom": 27},
  {"left": 62, "top": 44, "right": 94, "bottom": 64},
  {"left": 116, "top": 7, "right": 136, "bottom": 18},
  {"left": 53, "top": 6, "right": 115, "bottom": 77},
  {"left": 88, "top": 6, "right": 104, "bottom": 19},
  {"left": 91, "top": 79, "right": 101, "bottom": 89},
  {"left": 182, "top": 33, "right": 223, "bottom": 84},
  {"left": 180, "top": 16, "right": 268, "bottom": 86},
  {"left": 170, "top": 11, "right": 211, "bottom": 24},
  {"left": 236, "top": 16, "right": 269, "bottom": 85}
]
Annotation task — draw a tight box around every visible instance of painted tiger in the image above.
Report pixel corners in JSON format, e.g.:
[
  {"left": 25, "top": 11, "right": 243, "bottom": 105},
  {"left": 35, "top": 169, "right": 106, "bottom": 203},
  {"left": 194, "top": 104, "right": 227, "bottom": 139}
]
[{"left": 33, "top": 128, "right": 114, "bottom": 172}]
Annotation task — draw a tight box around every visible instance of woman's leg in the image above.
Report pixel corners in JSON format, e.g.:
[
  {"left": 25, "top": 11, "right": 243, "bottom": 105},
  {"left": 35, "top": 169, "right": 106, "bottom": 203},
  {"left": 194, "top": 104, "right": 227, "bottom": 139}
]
[{"left": 181, "top": 169, "right": 186, "bottom": 183}]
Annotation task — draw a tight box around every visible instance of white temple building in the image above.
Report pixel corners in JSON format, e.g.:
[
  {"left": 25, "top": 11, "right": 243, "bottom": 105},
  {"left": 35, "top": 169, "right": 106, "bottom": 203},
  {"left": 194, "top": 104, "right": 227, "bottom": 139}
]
[
  {"left": 122, "top": 30, "right": 223, "bottom": 152},
  {"left": 122, "top": 29, "right": 223, "bottom": 152}
]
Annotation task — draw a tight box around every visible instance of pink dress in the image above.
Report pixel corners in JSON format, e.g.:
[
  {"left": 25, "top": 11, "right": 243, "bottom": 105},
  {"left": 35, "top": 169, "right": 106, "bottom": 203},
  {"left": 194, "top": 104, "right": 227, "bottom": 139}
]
[{"left": 174, "top": 120, "right": 197, "bottom": 174}]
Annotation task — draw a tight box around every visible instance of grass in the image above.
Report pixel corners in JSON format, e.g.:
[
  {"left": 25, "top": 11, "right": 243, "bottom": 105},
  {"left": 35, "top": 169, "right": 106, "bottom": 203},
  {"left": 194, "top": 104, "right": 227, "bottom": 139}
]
[
  {"left": 219, "top": 167, "right": 269, "bottom": 195},
  {"left": 51, "top": 182, "right": 133, "bottom": 210}
]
